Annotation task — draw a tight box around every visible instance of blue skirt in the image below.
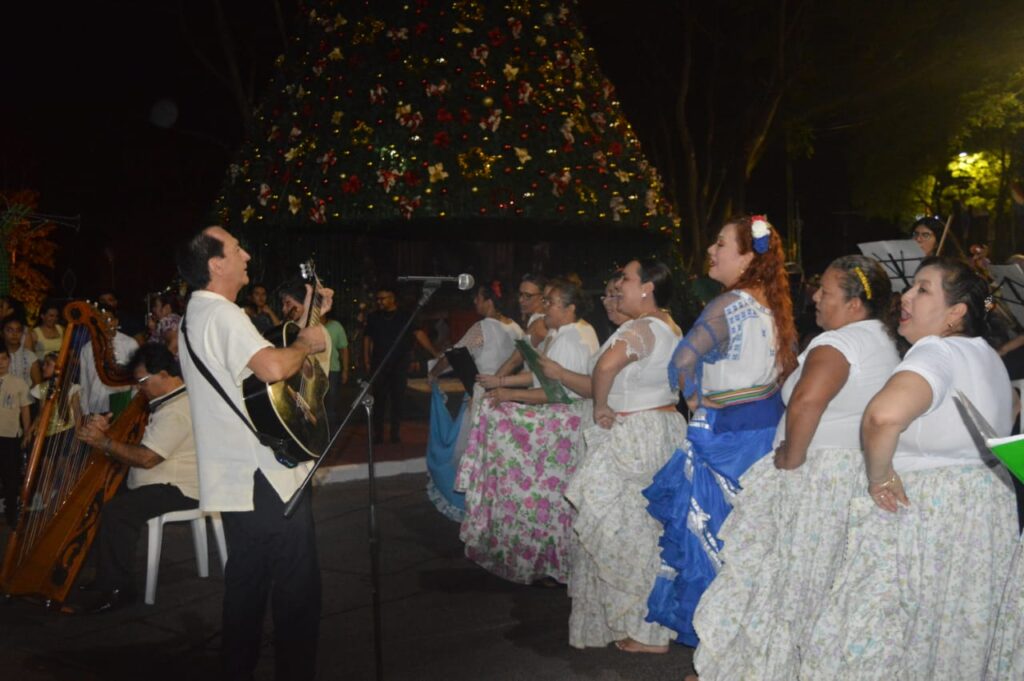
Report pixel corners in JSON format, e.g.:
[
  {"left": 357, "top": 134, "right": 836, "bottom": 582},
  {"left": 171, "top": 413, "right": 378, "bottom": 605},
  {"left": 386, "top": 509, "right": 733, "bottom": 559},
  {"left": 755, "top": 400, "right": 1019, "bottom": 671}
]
[
  {"left": 425, "top": 384, "right": 468, "bottom": 522},
  {"left": 642, "top": 393, "right": 784, "bottom": 646}
]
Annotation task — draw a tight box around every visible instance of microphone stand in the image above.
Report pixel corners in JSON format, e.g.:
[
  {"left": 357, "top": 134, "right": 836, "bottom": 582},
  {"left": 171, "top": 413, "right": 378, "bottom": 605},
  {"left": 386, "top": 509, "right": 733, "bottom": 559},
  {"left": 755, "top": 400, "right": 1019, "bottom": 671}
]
[{"left": 283, "top": 281, "right": 441, "bottom": 681}]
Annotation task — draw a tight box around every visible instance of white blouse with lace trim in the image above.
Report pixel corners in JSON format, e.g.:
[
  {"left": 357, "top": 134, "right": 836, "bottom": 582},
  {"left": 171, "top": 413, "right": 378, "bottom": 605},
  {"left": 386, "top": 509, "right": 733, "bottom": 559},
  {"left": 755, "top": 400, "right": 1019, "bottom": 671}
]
[{"left": 597, "top": 317, "right": 682, "bottom": 412}]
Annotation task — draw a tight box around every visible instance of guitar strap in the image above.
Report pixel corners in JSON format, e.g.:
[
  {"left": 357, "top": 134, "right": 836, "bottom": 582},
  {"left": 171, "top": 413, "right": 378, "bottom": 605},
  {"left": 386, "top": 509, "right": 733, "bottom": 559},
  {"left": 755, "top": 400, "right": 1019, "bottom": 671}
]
[{"left": 179, "top": 314, "right": 298, "bottom": 468}]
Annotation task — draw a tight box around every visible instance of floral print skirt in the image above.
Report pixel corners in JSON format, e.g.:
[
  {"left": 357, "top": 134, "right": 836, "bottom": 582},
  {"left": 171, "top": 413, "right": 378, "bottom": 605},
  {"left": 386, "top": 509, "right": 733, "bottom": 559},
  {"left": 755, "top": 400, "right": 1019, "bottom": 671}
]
[
  {"left": 801, "top": 463, "right": 1018, "bottom": 681},
  {"left": 692, "top": 448, "right": 866, "bottom": 680},
  {"left": 565, "top": 409, "right": 687, "bottom": 648},
  {"left": 987, "top": 532, "right": 1024, "bottom": 680},
  {"left": 455, "top": 398, "right": 590, "bottom": 585}
]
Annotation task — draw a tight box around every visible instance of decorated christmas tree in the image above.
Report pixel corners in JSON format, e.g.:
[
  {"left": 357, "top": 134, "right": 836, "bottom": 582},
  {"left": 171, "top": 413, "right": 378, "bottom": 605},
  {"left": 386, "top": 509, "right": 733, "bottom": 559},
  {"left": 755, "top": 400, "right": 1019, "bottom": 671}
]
[{"left": 215, "top": 0, "right": 676, "bottom": 250}]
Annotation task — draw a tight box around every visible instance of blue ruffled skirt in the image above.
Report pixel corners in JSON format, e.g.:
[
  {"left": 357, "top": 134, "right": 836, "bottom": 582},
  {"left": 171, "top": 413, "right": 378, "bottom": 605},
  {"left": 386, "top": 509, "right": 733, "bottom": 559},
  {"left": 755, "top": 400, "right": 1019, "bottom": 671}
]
[
  {"left": 425, "top": 384, "right": 468, "bottom": 522},
  {"left": 642, "top": 393, "right": 783, "bottom": 646}
]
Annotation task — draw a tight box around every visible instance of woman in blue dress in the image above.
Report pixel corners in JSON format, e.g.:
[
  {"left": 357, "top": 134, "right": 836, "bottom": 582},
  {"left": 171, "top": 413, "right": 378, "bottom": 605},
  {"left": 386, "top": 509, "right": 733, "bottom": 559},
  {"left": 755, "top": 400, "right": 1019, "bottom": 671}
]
[{"left": 643, "top": 215, "right": 797, "bottom": 647}]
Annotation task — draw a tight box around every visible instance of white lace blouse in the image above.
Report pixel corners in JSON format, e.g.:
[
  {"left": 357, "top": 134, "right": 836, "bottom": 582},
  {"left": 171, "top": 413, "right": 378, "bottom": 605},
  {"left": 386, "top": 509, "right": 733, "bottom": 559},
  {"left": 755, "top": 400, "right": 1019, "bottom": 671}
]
[
  {"left": 455, "top": 317, "right": 524, "bottom": 375},
  {"left": 669, "top": 290, "right": 780, "bottom": 401},
  {"left": 597, "top": 316, "right": 682, "bottom": 412}
]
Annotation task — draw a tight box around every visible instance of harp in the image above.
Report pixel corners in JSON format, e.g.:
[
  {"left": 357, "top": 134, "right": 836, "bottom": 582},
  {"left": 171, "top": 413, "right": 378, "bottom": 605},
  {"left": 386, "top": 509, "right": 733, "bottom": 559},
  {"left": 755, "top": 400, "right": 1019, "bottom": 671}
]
[{"left": 0, "top": 301, "right": 148, "bottom": 607}]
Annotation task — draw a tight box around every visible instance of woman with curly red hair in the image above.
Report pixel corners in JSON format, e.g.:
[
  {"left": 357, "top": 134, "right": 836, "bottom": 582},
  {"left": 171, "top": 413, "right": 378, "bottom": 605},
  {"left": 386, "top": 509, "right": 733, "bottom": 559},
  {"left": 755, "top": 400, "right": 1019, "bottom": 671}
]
[{"left": 641, "top": 215, "right": 797, "bottom": 649}]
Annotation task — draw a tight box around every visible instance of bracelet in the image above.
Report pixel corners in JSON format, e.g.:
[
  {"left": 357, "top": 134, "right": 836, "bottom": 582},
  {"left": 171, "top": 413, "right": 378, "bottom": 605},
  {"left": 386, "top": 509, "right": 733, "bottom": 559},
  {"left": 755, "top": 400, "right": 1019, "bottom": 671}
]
[{"left": 869, "top": 471, "right": 897, "bottom": 489}]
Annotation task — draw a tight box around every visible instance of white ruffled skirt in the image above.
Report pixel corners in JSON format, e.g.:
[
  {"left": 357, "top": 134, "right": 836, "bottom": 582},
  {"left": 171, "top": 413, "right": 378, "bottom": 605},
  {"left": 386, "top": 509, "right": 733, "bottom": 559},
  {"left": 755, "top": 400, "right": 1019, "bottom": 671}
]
[
  {"left": 565, "top": 409, "right": 687, "bottom": 648},
  {"left": 692, "top": 447, "right": 865, "bottom": 680},
  {"left": 986, "top": 532, "right": 1024, "bottom": 680},
  {"left": 801, "top": 462, "right": 1018, "bottom": 681}
]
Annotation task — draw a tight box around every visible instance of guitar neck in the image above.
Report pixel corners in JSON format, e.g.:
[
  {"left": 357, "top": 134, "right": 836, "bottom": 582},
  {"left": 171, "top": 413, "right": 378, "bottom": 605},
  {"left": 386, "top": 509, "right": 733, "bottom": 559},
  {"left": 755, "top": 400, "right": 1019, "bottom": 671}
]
[{"left": 306, "top": 279, "right": 324, "bottom": 329}]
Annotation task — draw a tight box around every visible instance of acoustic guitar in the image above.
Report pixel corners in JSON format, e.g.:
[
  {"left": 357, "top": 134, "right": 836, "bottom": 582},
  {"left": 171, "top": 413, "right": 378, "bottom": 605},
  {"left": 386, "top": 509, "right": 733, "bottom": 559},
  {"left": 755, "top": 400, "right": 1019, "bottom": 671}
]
[{"left": 242, "top": 261, "right": 330, "bottom": 462}]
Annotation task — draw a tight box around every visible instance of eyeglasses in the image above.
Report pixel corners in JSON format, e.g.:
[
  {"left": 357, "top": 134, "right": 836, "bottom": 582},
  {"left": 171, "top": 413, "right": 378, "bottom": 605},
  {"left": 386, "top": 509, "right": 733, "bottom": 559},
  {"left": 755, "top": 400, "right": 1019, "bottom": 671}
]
[
  {"left": 518, "top": 291, "right": 540, "bottom": 299},
  {"left": 137, "top": 374, "right": 154, "bottom": 385},
  {"left": 541, "top": 297, "right": 560, "bottom": 307},
  {"left": 912, "top": 231, "right": 935, "bottom": 239}
]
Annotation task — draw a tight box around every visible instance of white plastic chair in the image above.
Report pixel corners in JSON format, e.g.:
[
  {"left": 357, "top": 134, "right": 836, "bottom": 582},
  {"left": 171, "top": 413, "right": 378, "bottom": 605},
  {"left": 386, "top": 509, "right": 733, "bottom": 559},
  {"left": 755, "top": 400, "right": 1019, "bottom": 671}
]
[{"left": 144, "top": 509, "right": 227, "bottom": 605}]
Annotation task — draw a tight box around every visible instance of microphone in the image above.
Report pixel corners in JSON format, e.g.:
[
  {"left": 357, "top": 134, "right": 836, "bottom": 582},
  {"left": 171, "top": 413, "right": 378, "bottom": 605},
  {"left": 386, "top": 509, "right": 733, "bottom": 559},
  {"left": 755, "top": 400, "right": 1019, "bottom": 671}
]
[{"left": 397, "top": 274, "right": 475, "bottom": 290}]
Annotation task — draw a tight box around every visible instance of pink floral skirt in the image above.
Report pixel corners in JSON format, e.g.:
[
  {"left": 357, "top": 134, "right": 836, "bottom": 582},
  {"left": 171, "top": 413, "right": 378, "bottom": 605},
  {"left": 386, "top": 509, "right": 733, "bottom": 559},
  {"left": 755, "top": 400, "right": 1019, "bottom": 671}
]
[{"left": 454, "top": 398, "right": 589, "bottom": 584}]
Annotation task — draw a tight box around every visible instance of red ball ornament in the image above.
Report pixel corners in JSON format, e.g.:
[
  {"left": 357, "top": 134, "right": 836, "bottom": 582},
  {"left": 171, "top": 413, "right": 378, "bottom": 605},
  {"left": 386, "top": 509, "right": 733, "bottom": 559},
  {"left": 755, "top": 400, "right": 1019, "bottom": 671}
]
[
  {"left": 557, "top": 205, "right": 566, "bottom": 213},
  {"left": 397, "top": 80, "right": 405, "bottom": 88},
  {"left": 479, "top": 207, "right": 488, "bottom": 214},
  {"left": 519, "top": 133, "right": 529, "bottom": 140}
]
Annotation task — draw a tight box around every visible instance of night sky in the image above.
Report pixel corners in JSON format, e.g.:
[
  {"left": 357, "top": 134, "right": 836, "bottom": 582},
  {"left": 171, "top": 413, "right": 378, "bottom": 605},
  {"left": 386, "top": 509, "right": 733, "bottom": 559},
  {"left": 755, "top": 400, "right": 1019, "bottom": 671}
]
[
  {"left": 2, "top": 2, "right": 288, "bottom": 318},
  {"left": 2, "top": 1, "right": 857, "bottom": 320}
]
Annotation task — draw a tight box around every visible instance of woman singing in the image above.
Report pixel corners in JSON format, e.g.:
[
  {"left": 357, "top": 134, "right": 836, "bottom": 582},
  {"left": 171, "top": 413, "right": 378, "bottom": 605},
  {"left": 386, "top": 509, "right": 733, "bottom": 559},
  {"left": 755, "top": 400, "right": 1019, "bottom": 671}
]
[
  {"left": 687, "top": 255, "right": 899, "bottom": 680},
  {"left": 643, "top": 215, "right": 796, "bottom": 647},
  {"left": 565, "top": 259, "right": 686, "bottom": 652},
  {"left": 803, "top": 256, "right": 1018, "bottom": 679}
]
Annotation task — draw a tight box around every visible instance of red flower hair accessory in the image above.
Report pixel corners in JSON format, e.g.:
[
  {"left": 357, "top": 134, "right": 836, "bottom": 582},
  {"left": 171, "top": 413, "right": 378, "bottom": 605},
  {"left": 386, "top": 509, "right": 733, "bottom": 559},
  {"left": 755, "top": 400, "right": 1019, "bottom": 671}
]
[{"left": 491, "top": 280, "right": 503, "bottom": 299}]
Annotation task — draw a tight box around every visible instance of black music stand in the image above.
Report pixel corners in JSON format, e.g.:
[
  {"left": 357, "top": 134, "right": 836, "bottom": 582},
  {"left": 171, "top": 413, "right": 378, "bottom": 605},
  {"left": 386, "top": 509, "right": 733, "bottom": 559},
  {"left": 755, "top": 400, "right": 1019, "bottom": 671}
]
[
  {"left": 858, "top": 239, "right": 926, "bottom": 293},
  {"left": 989, "top": 264, "right": 1024, "bottom": 329},
  {"left": 443, "top": 347, "right": 478, "bottom": 394},
  {"left": 283, "top": 280, "right": 441, "bottom": 681}
]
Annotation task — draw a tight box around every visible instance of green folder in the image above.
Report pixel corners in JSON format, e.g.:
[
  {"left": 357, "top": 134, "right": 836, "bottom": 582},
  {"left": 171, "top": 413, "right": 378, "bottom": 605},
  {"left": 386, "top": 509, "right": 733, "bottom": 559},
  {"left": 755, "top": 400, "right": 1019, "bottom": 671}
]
[
  {"left": 514, "top": 339, "right": 572, "bottom": 404},
  {"left": 984, "top": 434, "right": 1024, "bottom": 484},
  {"left": 953, "top": 390, "right": 1024, "bottom": 484}
]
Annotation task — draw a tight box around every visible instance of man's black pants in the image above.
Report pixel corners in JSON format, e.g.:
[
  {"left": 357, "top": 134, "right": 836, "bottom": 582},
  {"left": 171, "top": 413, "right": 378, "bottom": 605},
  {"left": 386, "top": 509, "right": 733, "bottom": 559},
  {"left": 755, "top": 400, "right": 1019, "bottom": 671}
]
[{"left": 221, "top": 470, "right": 320, "bottom": 681}]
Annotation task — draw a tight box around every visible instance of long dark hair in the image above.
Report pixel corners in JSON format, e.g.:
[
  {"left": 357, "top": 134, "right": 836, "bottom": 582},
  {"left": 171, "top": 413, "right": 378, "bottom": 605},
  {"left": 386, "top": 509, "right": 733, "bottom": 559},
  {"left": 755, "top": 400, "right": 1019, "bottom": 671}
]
[
  {"left": 919, "top": 256, "right": 1008, "bottom": 347},
  {"left": 636, "top": 258, "right": 673, "bottom": 308}
]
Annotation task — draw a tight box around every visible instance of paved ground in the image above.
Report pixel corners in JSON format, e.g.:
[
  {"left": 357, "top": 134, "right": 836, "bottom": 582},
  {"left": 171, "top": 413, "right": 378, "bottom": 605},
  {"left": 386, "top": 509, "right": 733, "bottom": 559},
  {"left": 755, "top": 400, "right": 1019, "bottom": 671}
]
[{"left": 1, "top": 444, "right": 694, "bottom": 681}]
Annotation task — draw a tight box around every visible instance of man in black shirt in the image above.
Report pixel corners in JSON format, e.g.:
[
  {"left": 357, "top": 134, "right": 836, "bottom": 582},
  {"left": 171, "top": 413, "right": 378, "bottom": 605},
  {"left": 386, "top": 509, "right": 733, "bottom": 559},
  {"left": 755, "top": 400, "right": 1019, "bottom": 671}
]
[{"left": 362, "top": 287, "right": 435, "bottom": 444}]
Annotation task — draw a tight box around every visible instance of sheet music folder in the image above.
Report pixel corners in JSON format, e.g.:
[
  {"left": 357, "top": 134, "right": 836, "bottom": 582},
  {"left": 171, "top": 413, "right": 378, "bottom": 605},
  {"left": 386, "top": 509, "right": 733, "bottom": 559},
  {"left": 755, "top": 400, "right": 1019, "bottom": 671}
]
[
  {"left": 857, "top": 239, "right": 925, "bottom": 293},
  {"left": 514, "top": 339, "right": 572, "bottom": 404},
  {"left": 444, "top": 347, "right": 479, "bottom": 394},
  {"left": 989, "top": 264, "right": 1024, "bottom": 329}
]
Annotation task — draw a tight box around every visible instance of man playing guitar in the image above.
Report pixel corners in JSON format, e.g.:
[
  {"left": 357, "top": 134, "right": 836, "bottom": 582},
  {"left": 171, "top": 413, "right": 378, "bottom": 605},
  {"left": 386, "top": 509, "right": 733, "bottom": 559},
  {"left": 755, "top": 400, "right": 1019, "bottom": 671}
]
[{"left": 176, "top": 226, "right": 331, "bottom": 681}]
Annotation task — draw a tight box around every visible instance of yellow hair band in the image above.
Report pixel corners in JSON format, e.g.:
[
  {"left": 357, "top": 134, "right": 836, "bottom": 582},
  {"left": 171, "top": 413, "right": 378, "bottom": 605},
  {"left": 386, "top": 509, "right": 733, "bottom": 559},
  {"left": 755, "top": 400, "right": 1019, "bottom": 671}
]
[{"left": 852, "top": 266, "right": 872, "bottom": 301}]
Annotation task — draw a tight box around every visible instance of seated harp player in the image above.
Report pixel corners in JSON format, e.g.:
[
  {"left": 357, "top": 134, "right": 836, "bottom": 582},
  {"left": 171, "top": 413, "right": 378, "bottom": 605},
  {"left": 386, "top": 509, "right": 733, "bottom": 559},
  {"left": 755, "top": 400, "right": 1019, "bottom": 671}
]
[{"left": 73, "top": 343, "right": 197, "bottom": 612}]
